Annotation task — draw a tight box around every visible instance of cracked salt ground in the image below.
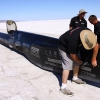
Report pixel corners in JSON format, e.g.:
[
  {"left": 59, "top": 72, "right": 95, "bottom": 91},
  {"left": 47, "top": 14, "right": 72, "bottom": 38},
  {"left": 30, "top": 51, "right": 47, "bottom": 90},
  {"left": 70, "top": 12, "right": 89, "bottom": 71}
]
[{"left": 0, "top": 41, "right": 100, "bottom": 100}]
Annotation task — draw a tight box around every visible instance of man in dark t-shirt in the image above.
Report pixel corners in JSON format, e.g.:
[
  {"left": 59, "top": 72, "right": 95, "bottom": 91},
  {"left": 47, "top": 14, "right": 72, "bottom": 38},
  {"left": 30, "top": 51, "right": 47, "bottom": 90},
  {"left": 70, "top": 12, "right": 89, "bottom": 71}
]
[
  {"left": 69, "top": 9, "right": 87, "bottom": 30},
  {"left": 88, "top": 15, "right": 100, "bottom": 44},
  {"left": 58, "top": 27, "right": 98, "bottom": 95}
]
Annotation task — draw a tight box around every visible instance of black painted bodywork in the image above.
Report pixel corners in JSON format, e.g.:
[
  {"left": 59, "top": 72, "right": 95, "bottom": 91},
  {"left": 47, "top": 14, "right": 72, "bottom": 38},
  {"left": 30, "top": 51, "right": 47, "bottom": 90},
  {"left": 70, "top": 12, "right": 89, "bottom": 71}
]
[{"left": 0, "top": 30, "right": 100, "bottom": 83}]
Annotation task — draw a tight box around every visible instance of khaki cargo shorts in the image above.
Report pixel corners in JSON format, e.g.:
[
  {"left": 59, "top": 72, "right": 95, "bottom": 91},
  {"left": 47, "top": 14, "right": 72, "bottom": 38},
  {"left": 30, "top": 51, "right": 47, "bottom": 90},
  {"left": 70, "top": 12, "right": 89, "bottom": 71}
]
[{"left": 58, "top": 49, "right": 81, "bottom": 70}]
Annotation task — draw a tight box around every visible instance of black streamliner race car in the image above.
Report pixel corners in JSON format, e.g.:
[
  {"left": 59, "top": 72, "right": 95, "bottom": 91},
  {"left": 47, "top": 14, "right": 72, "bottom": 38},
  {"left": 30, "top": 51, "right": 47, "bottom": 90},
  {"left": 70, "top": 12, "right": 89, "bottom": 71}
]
[{"left": 0, "top": 20, "right": 100, "bottom": 84}]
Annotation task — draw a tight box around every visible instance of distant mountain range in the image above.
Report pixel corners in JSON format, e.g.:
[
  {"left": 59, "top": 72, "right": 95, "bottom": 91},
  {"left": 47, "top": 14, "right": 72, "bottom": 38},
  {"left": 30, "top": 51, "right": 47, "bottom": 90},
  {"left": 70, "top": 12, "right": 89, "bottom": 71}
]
[
  {"left": 0, "top": 20, "right": 18, "bottom": 23},
  {"left": 0, "top": 20, "right": 7, "bottom": 23}
]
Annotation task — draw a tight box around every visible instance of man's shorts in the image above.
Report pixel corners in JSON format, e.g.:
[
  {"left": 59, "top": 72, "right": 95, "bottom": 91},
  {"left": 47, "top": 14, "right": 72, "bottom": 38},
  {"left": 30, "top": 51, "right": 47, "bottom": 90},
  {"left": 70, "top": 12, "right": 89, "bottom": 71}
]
[{"left": 58, "top": 49, "right": 81, "bottom": 70}]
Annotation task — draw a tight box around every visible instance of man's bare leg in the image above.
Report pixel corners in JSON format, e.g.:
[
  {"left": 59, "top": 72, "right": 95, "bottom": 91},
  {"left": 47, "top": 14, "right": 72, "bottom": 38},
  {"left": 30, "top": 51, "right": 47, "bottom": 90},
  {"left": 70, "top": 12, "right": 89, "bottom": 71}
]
[
  {"left": 60, "top": 70, "right": 74, "bottom": 95},
  {"left": 72, "top": 66, "right": 86, "bottom": 84},
  {"left": 60, "top": 70, "right": 70, "bottom": 89},
  {"left": 73, "top": 66, "right": 79, "bottom": 77},
  {"left": 62, "top": 70, "right": 70, "bottom": 84}
]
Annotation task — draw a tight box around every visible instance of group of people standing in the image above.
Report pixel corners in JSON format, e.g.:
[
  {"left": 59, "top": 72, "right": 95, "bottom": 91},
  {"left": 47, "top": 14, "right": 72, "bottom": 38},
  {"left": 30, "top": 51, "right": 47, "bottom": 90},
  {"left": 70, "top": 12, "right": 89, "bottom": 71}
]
[{"left": 58, "top": 9, "right": 100, "bottom": 96}]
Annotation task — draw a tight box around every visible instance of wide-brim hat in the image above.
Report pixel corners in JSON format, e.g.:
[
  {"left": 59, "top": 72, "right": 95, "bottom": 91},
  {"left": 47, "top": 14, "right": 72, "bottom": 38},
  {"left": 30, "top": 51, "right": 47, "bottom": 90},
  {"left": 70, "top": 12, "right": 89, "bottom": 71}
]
[
  {"left": 78, "top": 9, "right": 87, "bottom": 15},
  {"left": 80, "top": 30, "right": 97, "bottom": 50}
]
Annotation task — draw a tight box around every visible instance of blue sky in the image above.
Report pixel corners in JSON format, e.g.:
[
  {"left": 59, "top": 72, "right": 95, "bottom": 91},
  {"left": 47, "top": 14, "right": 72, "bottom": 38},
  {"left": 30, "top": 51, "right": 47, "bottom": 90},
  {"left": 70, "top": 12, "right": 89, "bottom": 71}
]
[{"left": 0, "top": 0, "right": 100, "bottom": 21}]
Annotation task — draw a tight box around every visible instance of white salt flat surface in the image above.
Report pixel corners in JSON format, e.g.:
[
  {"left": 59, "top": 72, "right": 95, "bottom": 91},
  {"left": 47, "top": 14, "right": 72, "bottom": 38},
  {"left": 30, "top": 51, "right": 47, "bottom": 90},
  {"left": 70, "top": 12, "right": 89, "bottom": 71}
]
[
  {"left": 0, "top": 19, "right": 100, "bottom": 100},
  {"left": 0, "top": 19, "right": 97, "bottom": 38}
]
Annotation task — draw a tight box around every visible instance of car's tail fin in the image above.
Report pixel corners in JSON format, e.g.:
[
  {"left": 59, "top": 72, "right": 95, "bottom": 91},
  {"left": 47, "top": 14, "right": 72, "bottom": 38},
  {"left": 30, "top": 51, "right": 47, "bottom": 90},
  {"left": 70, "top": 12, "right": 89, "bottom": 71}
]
[{"left": 6, "top": 20, "right": 17, "bottom": 34}]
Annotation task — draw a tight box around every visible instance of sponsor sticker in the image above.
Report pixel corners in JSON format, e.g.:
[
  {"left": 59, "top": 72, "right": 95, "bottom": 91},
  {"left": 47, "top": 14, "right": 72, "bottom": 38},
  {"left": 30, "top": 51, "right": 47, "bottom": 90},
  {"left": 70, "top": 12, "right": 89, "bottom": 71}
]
[{"left": 31, "top": 46, "right": 40, "bottom": 58}]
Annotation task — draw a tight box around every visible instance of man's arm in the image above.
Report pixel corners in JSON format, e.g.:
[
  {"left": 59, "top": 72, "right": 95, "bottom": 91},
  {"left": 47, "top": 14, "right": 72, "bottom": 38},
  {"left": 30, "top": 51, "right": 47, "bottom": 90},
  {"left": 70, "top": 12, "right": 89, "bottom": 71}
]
[
  {"left": 69, "top": 18, "right": 74, "bottom": 30},
  {"left": 85, "top": 20, "right": 87, "bottom": 28},
  {"left": 95, "top": 24, "right": 100, "bottom": 34},
  {"left": 91, "top": 43, "right": 99, "bottom": 67},
  {"left": 70, "top": 53, "right": 82, "bottom": 64}
]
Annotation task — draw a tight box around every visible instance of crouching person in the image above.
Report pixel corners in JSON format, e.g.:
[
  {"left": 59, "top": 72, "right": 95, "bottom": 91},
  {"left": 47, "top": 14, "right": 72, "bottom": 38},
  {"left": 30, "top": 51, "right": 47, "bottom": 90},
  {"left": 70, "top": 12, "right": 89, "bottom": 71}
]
[{"left": 58, "top": 27, "right": 98, "bottom": 95}]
